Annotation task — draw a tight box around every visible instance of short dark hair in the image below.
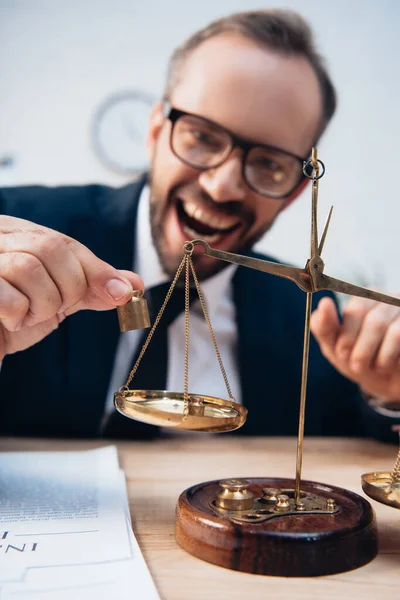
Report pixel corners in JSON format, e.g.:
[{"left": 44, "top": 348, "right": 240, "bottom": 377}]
[{"left": 164, "top": 9, "right": 336, "bottom": 139}]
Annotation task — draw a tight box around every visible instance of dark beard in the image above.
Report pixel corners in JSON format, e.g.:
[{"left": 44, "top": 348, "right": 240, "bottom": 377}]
[{"left": 149, "top": 186, "right": 182, "bottom": 279}]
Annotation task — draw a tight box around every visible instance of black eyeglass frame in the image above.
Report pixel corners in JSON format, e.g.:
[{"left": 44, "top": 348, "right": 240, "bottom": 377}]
[{"left": 166, "top": 105, "right": 309, "bottom": 199}]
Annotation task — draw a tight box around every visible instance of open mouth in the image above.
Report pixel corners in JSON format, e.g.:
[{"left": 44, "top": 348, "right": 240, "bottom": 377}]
[{"left": 177, "top": 199, "right": 241, "bottom": 243}]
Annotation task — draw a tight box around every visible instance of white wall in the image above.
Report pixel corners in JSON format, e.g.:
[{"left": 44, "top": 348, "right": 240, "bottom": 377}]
[{"left": 1, "top": 0, "right": 400, "bottom": 291}]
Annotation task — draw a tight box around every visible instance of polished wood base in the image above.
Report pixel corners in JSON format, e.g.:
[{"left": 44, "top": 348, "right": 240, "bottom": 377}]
[{"left": 176, "top": 477, "right": 378, "bottom": 577}]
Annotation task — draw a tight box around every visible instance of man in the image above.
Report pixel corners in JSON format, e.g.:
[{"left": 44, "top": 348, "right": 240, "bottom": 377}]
[{"left": 0, "top": 10, "right": 399, "bottom": 440}]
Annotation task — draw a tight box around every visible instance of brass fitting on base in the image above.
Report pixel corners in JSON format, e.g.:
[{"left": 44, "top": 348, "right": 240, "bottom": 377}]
[{"left": 215, "top": 479, "right": 255, "bottom": 511}]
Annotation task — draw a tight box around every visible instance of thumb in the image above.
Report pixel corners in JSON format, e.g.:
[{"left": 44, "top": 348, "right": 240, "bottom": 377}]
[
  {"left": 65, "top": 266, "right": 144, "bottom": 316},
  {"left": 104, "top": 269, "right": 144, "bottom": 303},
  {"left": 311, "top": 297, "right": 340, "bottom": 352},
  {"left": 64, "top": 235, "right": 144, "bottom": 308}
]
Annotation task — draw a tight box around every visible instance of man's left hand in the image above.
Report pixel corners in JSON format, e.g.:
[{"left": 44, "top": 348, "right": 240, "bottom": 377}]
[{"left": 310, "top": 295, "right": 400, "bottom": 400}]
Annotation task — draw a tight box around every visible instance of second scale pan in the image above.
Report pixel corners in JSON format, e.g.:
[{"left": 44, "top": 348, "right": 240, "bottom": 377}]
[{"left": 361, "top": 471, "right": 400, "bottom": 509}]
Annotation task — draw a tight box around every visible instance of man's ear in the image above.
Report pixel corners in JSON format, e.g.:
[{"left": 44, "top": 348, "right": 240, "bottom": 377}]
[
  {"left": 147, "top": 102, "right": 165, "bottom": 160},
  {"left": 282, "top": 176, "right": 310, "bottom": 209}
]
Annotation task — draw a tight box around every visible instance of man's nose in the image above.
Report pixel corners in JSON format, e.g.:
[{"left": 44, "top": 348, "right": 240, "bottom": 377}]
[{"left": 197, "top": 150, "right": 247, "bottom": 203}]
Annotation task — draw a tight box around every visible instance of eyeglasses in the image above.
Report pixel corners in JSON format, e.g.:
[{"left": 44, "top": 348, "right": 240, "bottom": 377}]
[{"left": 165, "top": 105, "right": 309, "bottom": 199}]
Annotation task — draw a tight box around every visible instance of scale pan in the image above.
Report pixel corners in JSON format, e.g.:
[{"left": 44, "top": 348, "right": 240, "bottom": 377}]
[
  {"left": 361, "top": 472, "right": 400, "bottom": 509},
  {"left": 114, "top": 390, "right": 247, "bottom": 432}
]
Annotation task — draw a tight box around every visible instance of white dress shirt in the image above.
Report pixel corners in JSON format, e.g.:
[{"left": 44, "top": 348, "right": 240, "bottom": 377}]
[{"left": 103, "top": 186, "right": 240, "bottom": 423}]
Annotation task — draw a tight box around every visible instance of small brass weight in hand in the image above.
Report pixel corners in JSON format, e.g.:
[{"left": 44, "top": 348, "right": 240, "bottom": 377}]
[{"left": 117, "top": 289, "right": 151, "bottom": 332}]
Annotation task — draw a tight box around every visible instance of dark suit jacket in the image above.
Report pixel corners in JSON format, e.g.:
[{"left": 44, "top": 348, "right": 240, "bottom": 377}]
[{"left": 0, "top": 178, "right": 397, "bottom": 441}]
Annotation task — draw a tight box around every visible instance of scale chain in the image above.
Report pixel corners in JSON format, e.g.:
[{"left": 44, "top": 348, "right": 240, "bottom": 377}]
[
  {"left": 188, "top": 256, "right": 234, "bottom": 402},
  {"left": 183, "top": 254, "right": 190, "bottom": 418},
  {"left": 390, "top": 432, "right": 400, "bottom": 485},
  {"left": 122, "top": 255, "right": 186, "bottom": 389}
]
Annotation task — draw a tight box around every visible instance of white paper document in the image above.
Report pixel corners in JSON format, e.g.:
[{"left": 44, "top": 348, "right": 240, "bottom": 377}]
[{"left": 0, "top": 446, "right": 159, "bottom": 599}]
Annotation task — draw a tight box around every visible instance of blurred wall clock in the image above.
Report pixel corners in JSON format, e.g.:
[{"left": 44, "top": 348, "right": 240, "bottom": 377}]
[{"left": 92, "top": 90, "right": 155, "bottom": 174}]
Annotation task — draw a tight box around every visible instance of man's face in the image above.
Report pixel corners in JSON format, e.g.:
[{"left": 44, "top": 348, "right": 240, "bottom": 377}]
[{"left": 147, "top": 34, "right": 322, "bottom": 279}]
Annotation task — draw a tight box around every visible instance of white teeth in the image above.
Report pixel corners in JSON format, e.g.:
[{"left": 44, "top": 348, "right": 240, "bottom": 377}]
[
  {"left": 181, "top": 200, "right": 239, "bottom": 232},
  {"left": 183, "top": 201, "right": 198, "bottom": 218}
]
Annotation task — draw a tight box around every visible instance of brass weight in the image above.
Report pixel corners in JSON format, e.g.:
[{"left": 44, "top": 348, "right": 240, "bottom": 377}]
[
  {"left": 215, "top": 479, "right": 255, "bottom": 511},
  {"left": 117, "top": 290, "right": 150, "bottom": 332}
]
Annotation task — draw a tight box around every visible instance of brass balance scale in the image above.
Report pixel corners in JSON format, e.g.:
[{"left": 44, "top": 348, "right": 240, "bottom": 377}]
[{"left": 115, "top": 149, "right": 400, "bottom": 577}]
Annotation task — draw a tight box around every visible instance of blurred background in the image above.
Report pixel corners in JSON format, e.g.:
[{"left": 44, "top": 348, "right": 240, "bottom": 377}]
[{"left": 1, "top": 0, "right": 399, "bottom": 292}]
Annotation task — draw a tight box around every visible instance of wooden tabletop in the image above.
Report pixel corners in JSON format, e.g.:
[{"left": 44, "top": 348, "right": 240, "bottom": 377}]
[{"left": 1, "top": 436, "right": 398, "bottom": 599}]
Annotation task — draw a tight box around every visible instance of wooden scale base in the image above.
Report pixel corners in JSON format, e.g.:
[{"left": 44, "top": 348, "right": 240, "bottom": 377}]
[{"left": 176, "top": 477, "right": 378, "bottom": 577}]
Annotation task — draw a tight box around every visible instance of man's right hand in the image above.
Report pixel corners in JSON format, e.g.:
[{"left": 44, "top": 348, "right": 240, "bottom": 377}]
[{"left": 0, "top": 216, "right": 144, "bottom": 360}]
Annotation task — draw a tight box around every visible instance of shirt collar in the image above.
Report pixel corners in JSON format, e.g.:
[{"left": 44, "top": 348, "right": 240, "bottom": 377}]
[{"left": 134, "top": 185, "right": 237, "bottom": 318}]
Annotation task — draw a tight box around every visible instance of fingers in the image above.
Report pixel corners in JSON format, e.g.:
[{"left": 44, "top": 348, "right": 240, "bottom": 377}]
[
  {"left": 0, "top": 252, "right": 62, "bottom": 327},
  {"left": 59, "top": 239, "right": 144, "bottom": 315},
  {"left": 311, "top": 295, "right": 398, "bottom": 373},
  {"left": 0, "top": 218, "right": 144, "bottom": 322},
  {"left": 0, "top": 276, "right": 29, "bottom": 332},
  {"left": 371, "top": 316, "right": 400, "bottom": 375},
  {"left": 335, "top": 298, "right": 369, "bottom": 362},
  {"left": 0, "top": 217, "right": 145, "bottom": 360},
  {"left": 349, "top": 303, "right": 400, "bottom": 375},
  {"left": 312, "top": 293, "right": 400, "bottom": 399},
  {"left": 310, "top": 296, "right": 340, "bottom": 362},
  {"left": 0, "top": 219, "right": 87, "bottom": 310}
]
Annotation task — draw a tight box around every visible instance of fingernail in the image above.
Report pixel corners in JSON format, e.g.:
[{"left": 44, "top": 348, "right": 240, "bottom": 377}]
[{"left": 106, "top": 279, "right": 131, "bottom": 300}]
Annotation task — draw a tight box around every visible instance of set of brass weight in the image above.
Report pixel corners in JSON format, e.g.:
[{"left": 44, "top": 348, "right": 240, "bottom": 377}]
[{"left": 210, "top": 479, "right": 339, "bottom": 524}]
